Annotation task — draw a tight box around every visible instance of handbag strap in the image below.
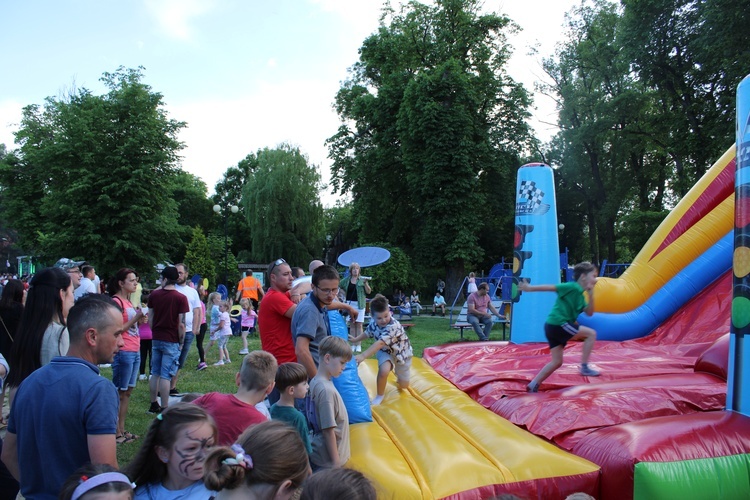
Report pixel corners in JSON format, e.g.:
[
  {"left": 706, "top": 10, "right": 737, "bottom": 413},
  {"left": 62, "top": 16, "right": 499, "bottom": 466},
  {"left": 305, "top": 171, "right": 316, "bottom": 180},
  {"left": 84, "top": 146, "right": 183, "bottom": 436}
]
[{"left": 0, "top": 314, "right": 12, "bottom": 343}]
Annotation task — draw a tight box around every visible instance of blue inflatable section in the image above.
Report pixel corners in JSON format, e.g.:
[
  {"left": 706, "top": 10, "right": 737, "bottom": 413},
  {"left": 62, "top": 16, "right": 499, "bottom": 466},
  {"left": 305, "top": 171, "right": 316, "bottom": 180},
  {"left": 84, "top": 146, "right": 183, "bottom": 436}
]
[
  {"left": 578, "top": 232, "right": 732, "bottom": 340},
  {"left": 328, "top": 311, "right": 372, "bottom": 423}
]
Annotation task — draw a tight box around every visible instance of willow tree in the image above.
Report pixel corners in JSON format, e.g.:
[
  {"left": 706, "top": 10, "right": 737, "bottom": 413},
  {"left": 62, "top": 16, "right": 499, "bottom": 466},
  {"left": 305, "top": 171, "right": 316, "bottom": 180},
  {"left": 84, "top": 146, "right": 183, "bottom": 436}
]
[
  {"left": 327, "top": 0, "right": 533, "bottom": 294},
  {"left": 243, "top": 144, "right": 324, "bottom": 267}
]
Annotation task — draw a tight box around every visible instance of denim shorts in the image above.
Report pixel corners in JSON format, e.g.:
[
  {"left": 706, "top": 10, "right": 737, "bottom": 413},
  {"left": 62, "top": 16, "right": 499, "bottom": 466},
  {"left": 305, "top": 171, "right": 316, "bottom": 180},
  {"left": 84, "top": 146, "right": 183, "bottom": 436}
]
[
  {"left": 151, "top": 340, "right": 180, "bottom": 380},
  {"left": 112, "top": 350, "right": 141, "bottom": 390}
]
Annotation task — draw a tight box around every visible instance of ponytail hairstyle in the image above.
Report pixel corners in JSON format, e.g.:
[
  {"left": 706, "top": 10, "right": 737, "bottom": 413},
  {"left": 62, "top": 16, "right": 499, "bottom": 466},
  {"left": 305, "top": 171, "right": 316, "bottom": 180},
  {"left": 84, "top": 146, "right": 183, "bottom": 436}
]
[
  {"left": 203, "top": 421, "right": 310, "bottom": 496},
  {"left": 124, "top": 403, "right": 217, "bottom": 487},
  {"left": 107, "top": 268, "right": 136, "bottom": 297}
]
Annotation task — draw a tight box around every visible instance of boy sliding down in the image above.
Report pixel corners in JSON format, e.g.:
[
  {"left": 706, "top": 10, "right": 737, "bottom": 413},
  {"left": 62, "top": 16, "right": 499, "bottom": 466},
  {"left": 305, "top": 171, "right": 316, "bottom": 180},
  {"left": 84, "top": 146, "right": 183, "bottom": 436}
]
[
  {"left": 351, "top": 294, "right": 413, "bottom": 406},
  {"left": 518, "top": 261, "right": 600, "bottom": 393}
]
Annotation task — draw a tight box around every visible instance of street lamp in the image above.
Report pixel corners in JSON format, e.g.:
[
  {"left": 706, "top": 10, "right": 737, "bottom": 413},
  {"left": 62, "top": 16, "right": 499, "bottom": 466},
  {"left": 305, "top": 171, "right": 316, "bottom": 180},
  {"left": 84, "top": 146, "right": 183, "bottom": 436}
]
[{"left": 213, "top": 204, "right": 239, "bottom": 286}]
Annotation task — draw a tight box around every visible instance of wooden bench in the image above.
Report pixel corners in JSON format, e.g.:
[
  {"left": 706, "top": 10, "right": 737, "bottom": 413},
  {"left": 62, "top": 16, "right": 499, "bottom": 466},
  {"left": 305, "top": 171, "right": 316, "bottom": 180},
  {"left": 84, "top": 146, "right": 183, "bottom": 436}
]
[
  {"left": 451, "top": 317, "right": 509, "bottom": 340},
  {"left": 401, "top": 323, "right": 415, "bottom": 330}
]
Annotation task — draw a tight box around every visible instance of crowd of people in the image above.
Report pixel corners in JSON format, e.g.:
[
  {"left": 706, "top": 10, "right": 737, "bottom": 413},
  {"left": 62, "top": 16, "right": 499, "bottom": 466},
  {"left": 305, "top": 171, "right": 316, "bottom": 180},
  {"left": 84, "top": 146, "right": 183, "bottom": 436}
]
[{"left": 0, "top": 257, "right": 422, "bottom": 499}]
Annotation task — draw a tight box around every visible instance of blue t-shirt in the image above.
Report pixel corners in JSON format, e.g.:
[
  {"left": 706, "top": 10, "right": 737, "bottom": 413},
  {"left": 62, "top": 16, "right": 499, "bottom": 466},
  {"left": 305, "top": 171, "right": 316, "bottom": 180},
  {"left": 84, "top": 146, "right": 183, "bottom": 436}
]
[
  {"left": 291, "top": 294, "right": 330, "bottom": 367},
  {"left": 134, "top": 481, "right": 213, "bottom": 499},
  {"left": 8, "top": 356, "right": 118, "bottom": 500}
]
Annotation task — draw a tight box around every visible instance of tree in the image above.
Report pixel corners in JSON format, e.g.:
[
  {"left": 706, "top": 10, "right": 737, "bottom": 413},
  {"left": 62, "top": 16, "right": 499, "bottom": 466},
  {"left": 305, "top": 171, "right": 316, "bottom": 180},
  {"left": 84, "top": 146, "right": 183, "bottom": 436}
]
[
  {"left": 169, "top": 171, "right": 215, "bottom": 262},
  {"left": 327, "top": 0, "right": 533, "bottom": 296},
  {"left": 0, "top": 67, "right": 185, "bottom": 276},
  {"left": 213, "top": 153, "right": 257, "bottom": 261},
  {"left": 243, "top": 144, "right": 325, "bottom": 267},
  {"left": 184, "top": 226, "right": 215, "bottom": 289}
]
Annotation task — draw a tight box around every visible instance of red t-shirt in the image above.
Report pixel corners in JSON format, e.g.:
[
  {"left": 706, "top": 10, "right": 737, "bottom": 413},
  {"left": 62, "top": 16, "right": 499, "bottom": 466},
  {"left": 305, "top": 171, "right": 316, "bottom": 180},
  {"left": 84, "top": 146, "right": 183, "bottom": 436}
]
[
  {"left": 148, "top": 288, "right": 189, "bottom": 343},
  {"left": 257, "top": 288, "right": 296, "bottom": 363},
  {"left": 192, "top": 392, "right": 267, "bottom": 446}
]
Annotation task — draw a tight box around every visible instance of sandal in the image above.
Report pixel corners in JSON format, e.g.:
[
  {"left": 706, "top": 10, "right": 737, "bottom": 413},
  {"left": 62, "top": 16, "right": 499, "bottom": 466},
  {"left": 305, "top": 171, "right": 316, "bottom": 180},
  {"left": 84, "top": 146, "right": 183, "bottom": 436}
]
[
  {"left": 123, "top": 431, "right": 139, "bottom": 441},
  {"left": 116, "top": 432, "right": 138, "bottom": 445}
]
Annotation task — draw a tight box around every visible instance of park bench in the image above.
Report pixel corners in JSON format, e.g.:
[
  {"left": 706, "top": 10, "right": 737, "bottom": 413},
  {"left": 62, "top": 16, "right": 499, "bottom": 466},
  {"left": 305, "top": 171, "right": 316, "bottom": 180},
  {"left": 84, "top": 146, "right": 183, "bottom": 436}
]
[{"left": 450, "top": 299, "right": 510, "bottom": 340}]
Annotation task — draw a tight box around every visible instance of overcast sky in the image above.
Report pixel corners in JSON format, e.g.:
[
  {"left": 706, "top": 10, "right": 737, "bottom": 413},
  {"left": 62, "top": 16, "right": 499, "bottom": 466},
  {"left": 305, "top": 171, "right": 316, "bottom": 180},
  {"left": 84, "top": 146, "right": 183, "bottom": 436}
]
[{"left": 0, "top": 0, "right": 581, "bottom": 205}]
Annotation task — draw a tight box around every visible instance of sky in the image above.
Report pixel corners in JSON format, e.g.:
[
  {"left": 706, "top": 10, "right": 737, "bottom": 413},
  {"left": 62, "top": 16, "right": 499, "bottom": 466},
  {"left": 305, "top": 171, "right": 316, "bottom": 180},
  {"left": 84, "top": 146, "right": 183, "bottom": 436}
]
[{"left": 0, "top": 0, "right": 580, "bottom": 205}]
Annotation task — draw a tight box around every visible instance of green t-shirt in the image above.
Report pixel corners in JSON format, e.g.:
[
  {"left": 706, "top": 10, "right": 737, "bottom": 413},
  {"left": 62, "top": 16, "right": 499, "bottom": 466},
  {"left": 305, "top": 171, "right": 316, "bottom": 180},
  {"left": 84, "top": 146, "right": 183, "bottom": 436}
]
[
  {"left": 270, "top": 402, "right": 312, "bottom": 455},
  {"left": 546, "top": 282, "right": 588, "bottom": 326}
]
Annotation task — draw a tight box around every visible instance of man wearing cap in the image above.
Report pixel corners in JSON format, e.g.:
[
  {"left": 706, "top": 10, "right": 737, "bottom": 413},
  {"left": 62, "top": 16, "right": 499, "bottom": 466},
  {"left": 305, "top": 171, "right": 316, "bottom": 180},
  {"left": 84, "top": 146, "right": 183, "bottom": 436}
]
[
  {"left": 62, "top": 260, "right": 84, "bottom": 291},
  {"left": 236, "top": 270, "right": 265, "bottom": 310},
  {"left": 147, "top": 266, "right": 189, "bottom": 413}
]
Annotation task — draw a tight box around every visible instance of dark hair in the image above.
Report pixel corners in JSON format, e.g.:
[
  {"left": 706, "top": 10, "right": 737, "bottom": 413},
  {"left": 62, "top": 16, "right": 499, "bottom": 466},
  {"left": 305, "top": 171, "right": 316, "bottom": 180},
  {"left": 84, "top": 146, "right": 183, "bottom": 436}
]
[
  {"left": 478, "top": 283, "right": 489, "bottom": 291},
  {"left": 67, "top": 294, "right": 122, "bottom": 345},
  {"left": 311, "top": 265, "right": 338, "bottom": 286},
  {"left": 275, "top": 362, "right": 308, "bottom": 391},
  {"left": 239, "top": 350, "right": 277, "bottom": 391},
  {"left": 203, "top": 421, "right": 309, "bottom": 495},
  {"left": 291, "top": 267, "right": 304, "bottom": 279},
  {"left": 369, "top": 294, "right": 389, "bottom": 314},
  {"left": 175, "top": 263, "right": 188, "bottom": 273},
  {"left": 125, "top": 403, "right": 217, "bottom": 487},
  {"left": 7, "top": 267, "right": 71, "bottom": 388},
  {"left": 81, "top": 265, "right": 94, "bottom": 278},
  {"left": 573, "top": 261, "right": 597, "bottom": 282},
  {"left": 107, "top": 268, "right": 136, "bottom": 297},
  {"left": 0, "top": 279, "right": 24, "bottom": 308},
  {"left": 299, "top": 468, "right": 376, "bottom": 500},
  {"left": 59, "top": 463, "right": 134, "bottom": 500}
]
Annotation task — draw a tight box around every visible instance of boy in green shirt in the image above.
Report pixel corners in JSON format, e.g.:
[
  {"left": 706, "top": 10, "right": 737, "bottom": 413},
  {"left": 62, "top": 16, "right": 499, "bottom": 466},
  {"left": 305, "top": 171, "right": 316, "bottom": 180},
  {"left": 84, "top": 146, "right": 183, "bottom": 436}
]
[
  {"left": 270, "top": 362, "right": 312, "bottom": 454},
  {"left": 519, "top": 261, "right": 600, "bottom": 393}
]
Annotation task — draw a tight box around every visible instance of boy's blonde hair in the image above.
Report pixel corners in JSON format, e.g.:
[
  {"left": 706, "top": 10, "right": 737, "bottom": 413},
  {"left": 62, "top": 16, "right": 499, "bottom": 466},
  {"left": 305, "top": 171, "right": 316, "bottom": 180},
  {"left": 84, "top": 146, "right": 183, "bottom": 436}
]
[
  {"left": 319, "top": 336, "right": 353, "bottom": 362},
  {"left": 239, "top": 351, "right": 278, "bottom": 391}
]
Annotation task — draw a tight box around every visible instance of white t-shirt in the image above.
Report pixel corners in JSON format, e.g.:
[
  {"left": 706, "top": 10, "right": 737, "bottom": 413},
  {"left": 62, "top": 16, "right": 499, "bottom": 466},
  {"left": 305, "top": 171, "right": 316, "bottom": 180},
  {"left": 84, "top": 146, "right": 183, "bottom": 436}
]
[
  {"left": 74, "top": 277, "right": 96, "bottom": 300},
  {"left": 175, "top": 284, "right": 202, "bottom": 332}
]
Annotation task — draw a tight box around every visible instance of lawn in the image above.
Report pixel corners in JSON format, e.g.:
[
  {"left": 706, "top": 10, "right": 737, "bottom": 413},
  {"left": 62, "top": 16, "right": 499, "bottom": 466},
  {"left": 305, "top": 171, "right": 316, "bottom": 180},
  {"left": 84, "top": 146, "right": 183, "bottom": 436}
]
[{"left": 111, "top": 312, "right": 487, "bottom": 466}]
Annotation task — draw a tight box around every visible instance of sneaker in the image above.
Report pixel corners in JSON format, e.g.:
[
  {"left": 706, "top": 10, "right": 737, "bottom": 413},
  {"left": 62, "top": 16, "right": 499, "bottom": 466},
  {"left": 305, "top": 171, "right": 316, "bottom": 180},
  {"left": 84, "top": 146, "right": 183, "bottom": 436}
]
[
  {"left": 99, "top": 363, "right": 111, "bottom": 368},
  {"left": 138, "top": 374, "right": 147, "bottom": 381},
  {"left": 239, "top": 349, "right": 249, "bottom": 355},
  {"left": 225, "top": 358, "right": 232, "bottom": 364},
  {"left": 580, "top": 364, "right": 600, "bottom": 377},
  {"left": 371, "top": 395, "right": 384, "bottom": 406},
  {"left": 526, "top": 382, "right": 539, "bottom": 393},
  {"left": 213, "top": 360, "right": 225, "bottom": 366},
  {"left": 147, "top": 401, "right": 161, "bottom": 414},
  {"left": 169, "top": 388, "right": 181, "bottom": 396},
  {"left": 196, "top": 362, "right": 208, "bottom": 371},
  {"left": 354, "top": 345, "right": 362, "bottom": 353}
]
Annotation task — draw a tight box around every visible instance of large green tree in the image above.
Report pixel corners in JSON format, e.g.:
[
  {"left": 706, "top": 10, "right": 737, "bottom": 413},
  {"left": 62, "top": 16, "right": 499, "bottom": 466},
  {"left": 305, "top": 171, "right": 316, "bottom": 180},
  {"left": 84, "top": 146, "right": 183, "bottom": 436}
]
[
  {"left": 213, "top": 153, "right": 257, "bottom": 262},
  {"left": 243, "top": 144, "right": 324, "bottom": 267},
  {"left": 0, "top": 67, "right": 185, "bottom": 276},
  {"left": 327, "top": 0, "right": 533, "bottom": 295}
]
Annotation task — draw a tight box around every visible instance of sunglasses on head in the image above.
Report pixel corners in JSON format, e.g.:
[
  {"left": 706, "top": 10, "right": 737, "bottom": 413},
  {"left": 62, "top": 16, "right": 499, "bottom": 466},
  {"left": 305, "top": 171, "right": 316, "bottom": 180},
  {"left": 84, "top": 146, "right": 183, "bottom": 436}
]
[{"left": 269, "top": 258, "right": 286, "bottom": 273}]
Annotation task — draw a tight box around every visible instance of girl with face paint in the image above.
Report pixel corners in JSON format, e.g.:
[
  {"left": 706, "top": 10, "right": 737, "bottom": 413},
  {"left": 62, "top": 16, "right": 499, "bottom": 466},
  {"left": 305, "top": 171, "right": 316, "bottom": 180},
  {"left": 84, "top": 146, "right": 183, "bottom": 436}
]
[{"left": 124, "top": 403, "right": 218, "bottom": 499}]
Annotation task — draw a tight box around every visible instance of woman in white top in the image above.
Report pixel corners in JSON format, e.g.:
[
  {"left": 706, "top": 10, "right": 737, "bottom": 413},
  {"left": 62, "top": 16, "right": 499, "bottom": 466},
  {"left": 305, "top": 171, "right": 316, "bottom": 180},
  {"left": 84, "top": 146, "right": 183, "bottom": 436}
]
[{"left": 6, "top": 266, "right": 74, "bottom": 406}]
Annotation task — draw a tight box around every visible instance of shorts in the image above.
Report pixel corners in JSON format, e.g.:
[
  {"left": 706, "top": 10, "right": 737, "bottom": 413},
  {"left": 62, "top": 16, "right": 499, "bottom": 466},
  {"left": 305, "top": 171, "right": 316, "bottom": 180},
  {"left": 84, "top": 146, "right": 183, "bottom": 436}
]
[
  {"left": 347, "top": 300, "right": 365, "bottom": 323},
  {"left": 376, "top": 350, "right": 411, "bottom": 384},
  {"left": 544, "top": 322, "right": 579, "bottom": 349},
  {"left": 112, "top": 350, "right": 140, "bottom": 390},
  {"left": 151, "top": 340, "right": 180, "bottom": 380},
  {"left": 218, "top": 335, "right": 230, "bottom": 349}
]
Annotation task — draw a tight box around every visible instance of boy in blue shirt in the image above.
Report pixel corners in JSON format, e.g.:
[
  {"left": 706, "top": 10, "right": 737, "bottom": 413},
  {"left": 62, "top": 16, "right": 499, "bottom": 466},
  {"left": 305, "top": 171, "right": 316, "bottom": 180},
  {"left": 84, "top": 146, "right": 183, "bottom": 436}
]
[
  {"left": 519, "top": 261, "right": 600, "bottom": 393},
  {"left": 270, "top": 362, "right": 312, "bottom": 455}
]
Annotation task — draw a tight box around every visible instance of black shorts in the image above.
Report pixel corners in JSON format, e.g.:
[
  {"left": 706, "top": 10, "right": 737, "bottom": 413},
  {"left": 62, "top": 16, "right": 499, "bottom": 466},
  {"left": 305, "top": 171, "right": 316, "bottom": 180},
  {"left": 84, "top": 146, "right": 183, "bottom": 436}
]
[{"left": 544, "top": 322, "right": 579, "bottom": 349}]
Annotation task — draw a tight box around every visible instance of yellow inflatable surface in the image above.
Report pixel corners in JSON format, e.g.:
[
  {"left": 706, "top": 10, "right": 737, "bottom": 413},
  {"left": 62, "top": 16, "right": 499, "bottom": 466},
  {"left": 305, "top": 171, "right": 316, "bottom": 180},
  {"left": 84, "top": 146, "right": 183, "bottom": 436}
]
[
  {"left": 595, "top": 146, "right": 735, "bottom": 312},
  {"left": 347, "top": 358, "right": 600, "bottom": 499}
]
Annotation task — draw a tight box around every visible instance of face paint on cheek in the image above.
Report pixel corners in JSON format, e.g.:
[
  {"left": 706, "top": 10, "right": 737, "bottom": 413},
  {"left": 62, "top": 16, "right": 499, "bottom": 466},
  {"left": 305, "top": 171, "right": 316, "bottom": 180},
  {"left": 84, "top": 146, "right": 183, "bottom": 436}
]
[{"left": 175, "top": 436, "right": 213, "bottom": 477}]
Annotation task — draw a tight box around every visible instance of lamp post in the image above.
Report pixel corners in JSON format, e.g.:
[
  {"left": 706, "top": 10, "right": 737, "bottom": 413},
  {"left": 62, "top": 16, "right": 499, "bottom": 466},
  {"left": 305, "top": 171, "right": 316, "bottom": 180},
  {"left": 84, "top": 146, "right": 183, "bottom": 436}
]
[{"left": 213, "top": 204, "right": 239, "bottom": 286}]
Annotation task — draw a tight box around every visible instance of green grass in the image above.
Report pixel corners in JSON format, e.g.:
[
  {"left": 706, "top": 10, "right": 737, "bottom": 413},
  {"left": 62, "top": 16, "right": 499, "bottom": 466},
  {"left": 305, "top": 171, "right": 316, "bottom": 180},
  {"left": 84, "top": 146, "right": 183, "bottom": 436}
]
[{"left": 110, "top": 312, "right": 484, "bottom": 466}]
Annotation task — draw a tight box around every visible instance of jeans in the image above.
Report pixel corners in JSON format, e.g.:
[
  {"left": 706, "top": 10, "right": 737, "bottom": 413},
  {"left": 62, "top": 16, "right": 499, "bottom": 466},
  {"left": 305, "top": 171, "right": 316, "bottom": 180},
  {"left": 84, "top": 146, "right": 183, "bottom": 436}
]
[
  {"left": 177, "top": 330, "right": 195, "bottom": 369},
  {"left": 467, "top": 314, "right": 493, "bottom": 340},
  {"left": 151, "top": 340, "right": 180, "bottom": 379},
  {"left": 112, "top": 350, "right": 140, "bottom": 390}
]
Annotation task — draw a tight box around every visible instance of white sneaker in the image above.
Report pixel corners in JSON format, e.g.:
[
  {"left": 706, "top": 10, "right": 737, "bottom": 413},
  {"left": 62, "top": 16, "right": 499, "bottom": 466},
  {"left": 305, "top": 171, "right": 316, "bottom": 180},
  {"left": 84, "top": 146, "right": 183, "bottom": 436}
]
[
  {"left": 371, "top": 395, "right": 384, "bottom": 406},
  {"left": 355, "top": 345, "right": 362, "bottom": 353},
  {"left": 213, "top": 360, "right": 225, "bottom": 366},
  {"left": 239, "top": 349, "right": 249, "bottom": 355},
  {"left": 138, "top": 374, "right": 147, "bottom": 381}
]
